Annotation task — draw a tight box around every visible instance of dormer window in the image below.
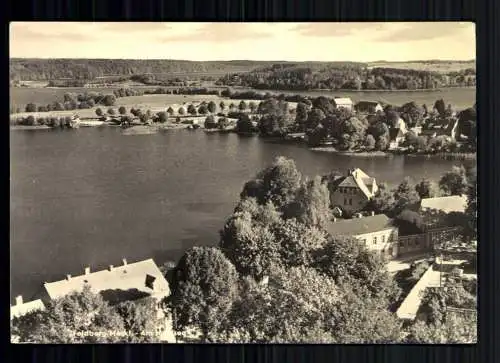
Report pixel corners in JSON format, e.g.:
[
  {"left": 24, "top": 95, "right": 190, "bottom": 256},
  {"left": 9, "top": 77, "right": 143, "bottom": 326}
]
[{"left": 145, "top": 274, "right": 156, "bottom": 290}]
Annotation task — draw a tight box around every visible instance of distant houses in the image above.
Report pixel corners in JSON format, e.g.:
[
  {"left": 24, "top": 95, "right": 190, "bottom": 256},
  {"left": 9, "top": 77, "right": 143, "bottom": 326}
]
[
  {"left": 355, "top": 101, "right": 383, "bottom": 114},
  {"left": 420, "top": 119, "right": 460, "bottom": 141},
  {"left": 332, "top": 97, "right": 354, "bottom": 111}
]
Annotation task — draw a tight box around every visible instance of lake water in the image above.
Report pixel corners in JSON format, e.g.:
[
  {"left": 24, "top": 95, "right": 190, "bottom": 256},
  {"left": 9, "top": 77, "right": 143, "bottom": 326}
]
[{"left": 10, "top": 127, "right": 473, "bottom": 302}]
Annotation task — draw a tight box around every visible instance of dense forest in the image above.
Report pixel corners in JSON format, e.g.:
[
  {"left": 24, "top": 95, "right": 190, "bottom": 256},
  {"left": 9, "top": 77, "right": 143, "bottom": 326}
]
[
  {"left": 10, "top": 59, "right": 475, "bottom": 89},
  {"left": 217, "top": 65, "right": 476, "bottom": 91},
  {"left": 10, "top": 59, "right": 363, "bottom": 81}
]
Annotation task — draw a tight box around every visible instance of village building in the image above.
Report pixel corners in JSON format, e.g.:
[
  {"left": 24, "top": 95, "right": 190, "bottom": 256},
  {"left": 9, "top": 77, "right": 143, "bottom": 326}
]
[
  {"left": 325, "top": 214, "right": 399, "bottom": 258},
  {"left": 327, "top": 168, "right": 379, "bottom": 215},
  {"left": 10, "top": 296, "right": 45, "bottom": 320},
  {"left": 354, "top": 101, "right": 384, "bottom": 114},
  {"left": 420, "top": 119, "right": 460, "bottom": 141},
  {"left": 331, "top": 97, "right": 354, "bottom": 111},
  {"left": 41, "top": 258, "right": 170, "bottom": 305}
]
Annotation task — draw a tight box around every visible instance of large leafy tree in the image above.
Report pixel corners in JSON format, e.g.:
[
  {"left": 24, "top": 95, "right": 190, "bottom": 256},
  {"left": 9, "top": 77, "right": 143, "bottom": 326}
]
[
  {"left": 207, "top": 101, "right": 217, "bottom": 113},
  {"left": 220, "top": 198, "right": 283, "bottom": 278},
  {"left": 415, "top": 178, "right": 441, "bottom": 199},
  {"left": 393, "top": 177, "right": 421, "bottom": 213},
  {"left": 399, "top": 101, "right": 424, "bottom": 127},
  {"left": 295, "top": 102, "right": 309, "bottom": 131},
  {"left": 366, "top": 182, "right": 396, "bottom": 215},
  {"left": 116, "top": 299, "right": 162, "bottom": 342},
  {"left": 168, "top": 246, "right": 239, "bottom": 342},
  {"left": 439, "top": 165, "right": 468, "bottom": 196},
  {"left": 221, "top": 268, "right": 338, "bottom": 343},
  {"left": 12, "top": 286, "right": 125, "bottom": 343},
  {"left": 283, "top": 176, "right": 331, "bottom": 229},
  {"left": 240, "top": 156, "right": 302, "bottom": 209},
  {"left": 311, "top": 235, "right": 401, "bottom": 303}
]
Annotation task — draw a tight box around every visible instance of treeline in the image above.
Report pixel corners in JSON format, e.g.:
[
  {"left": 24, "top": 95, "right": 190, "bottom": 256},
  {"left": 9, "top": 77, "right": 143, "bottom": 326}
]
[
  {"left": 11, "top": 115, "right": 79, "bottom": 128},
  {"left": 14, "top": 87, "right": 222, "bottom": 114},
  {"left": 217, "top": 66, "right": 476, "bottom": 91},
  {"left": 9, "top": 59, "right": 370, "bottom": 82},
  {"left": 19, "top": 92, "right": 118, "bottom": 113},
  {"left": 10, "top": 58, "right": 284, "bottom": 81}
]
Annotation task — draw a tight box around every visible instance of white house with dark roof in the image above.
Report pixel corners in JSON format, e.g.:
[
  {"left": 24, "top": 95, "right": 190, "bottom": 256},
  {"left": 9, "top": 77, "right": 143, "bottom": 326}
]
[
  {"left": 10, "top": 295, "right": 45, "bottom": 320},
  {"left": 329, "top": 168, "right": 378, "bottom": 215},
  {"left": 325, "top": 214, "right": 399, "bottom": 258},
  {"left": 332, "top": 97, "right": 354, "bottom": 111},
  {"left": 41, "top": 258, "right": 170, "bottom": 305}
]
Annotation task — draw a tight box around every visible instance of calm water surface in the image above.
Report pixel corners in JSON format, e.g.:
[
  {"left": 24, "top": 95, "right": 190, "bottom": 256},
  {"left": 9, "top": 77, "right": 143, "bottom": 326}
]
[{"left": 10, "top": 127, "right": 472, "bottom": 301}]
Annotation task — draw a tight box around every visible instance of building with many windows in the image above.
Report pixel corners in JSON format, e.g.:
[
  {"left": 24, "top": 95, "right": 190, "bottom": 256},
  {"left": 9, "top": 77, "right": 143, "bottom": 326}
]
[{"left": 325, "top": 214, "right": 399, "bottom": 258}]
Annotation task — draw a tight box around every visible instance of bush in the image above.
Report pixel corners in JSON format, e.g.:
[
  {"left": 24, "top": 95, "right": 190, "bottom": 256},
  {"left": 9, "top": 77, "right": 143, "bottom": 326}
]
[
  {"left": 118, "top": 106, "right": 127, "bottom": 115},
  {"left": 25, "top": 115, "right": 36, "bottom": 126},
  {"left": 157, "top": 111, "right": 168, "bottom": 123},
  {"left": 107, "top": 108, "right": 116, "bottom": 116},
  {"left": 204, "top": 115, "right": 217, "bottom": 129},
  {"left": 37, "top": 105, "right": 47, "bottom": 112},
  {"left": 95, "top": 108, "right": 103, "bottom": 117}
]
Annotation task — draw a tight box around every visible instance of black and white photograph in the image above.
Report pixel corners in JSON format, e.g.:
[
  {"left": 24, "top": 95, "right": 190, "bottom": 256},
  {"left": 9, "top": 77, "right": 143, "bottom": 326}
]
[{"left": 10, "top": 22, "right": 477, "bottom": 344}]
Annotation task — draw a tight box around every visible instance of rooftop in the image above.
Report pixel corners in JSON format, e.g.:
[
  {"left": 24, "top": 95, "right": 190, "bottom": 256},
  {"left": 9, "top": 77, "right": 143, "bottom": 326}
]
[
  {"left": 11, "top": 298, "right": 45, "bottom": 320},
  {"left": 421, "top": 195, "right": 467, "bottom": 214},
  {"left": 325, "top": 214, "right": 395, "bottom": 237},
  {"left": 332, "top": 97, "right": 353, "bottom": 105},
  {"left": 43, "top": 258, "right": 170, "bottom": 303}
]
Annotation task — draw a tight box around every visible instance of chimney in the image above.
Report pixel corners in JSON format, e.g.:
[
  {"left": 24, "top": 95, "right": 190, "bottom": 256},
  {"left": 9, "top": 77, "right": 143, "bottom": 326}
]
[
  {"left": 15, "top": 295, "right": 23, "bottom": 305},
  {"left": 122, "top": 258, "right": 128, "bottom": 266},
  {"left": 66, "top": 274, "right": 72, "bottom": 281},
  {"left": 84, "top": 267, "right": 90, "bottom": 275},
  {"left": 109, "top": 265, "right": 114, "bottom": 271}
]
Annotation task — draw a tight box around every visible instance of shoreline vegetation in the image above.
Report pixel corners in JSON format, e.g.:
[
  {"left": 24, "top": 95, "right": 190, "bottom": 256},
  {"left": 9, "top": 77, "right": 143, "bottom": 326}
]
[{"left": 10, "top": 88, "right": 477, "bottom": 159}]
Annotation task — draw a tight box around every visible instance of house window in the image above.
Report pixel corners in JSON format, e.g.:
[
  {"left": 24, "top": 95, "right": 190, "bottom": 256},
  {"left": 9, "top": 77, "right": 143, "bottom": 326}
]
[
  {"left": 349, "top": 198, "right": 352, "bottom": 205},
  {"left": 373, "top": 236, "right": 378, "bottom": 244},
  {"left": 382, "top": 235, "right": 386, "bottom": 244},
  {"left": 344, "top": 198, "right": 347, "bottom": 205},
  {"left": 362, "top": 239, "right": 367, "bottom": 245}
]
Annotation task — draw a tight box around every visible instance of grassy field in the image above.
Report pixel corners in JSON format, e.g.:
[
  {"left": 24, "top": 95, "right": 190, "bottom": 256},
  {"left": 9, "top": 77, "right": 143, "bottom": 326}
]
[
  {"left": 367, "top": 61, "right": 475, "bottom": 73},
  {"left": 10, "top": 86, "right": 475, "bottom": 119}
]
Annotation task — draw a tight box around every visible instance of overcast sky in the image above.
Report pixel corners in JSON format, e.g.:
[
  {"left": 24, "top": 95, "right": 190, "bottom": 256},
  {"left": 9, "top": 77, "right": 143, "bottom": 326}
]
[{"left": 9, "top": 22, "right": 475, "bottom": 62}]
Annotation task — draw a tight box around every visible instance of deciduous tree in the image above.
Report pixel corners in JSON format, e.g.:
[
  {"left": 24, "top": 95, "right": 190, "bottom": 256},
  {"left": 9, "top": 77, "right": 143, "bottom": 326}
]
[{"left": 168, "top": 247, "right": 239, "bottom": 341}]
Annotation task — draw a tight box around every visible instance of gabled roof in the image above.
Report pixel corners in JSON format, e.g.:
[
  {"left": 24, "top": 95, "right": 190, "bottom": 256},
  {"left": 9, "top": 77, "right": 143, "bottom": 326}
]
[
  {"left": 43, "top": 258, "right": 170, "bottom": 303},
  {"left": 336, "top": 168, "right": 375, "bottom": 198},
  {"left": 420, "top": 195, "right": 467, "bottom": 214},
  {"left": 338, "top": 175, "right": 359, "bottom": 187},
  {"left": 326, "top": 214, "right": 395, "bottom": 237},
  {"left": 11, "top": 299, "right": 45, "bottom": 320}
]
